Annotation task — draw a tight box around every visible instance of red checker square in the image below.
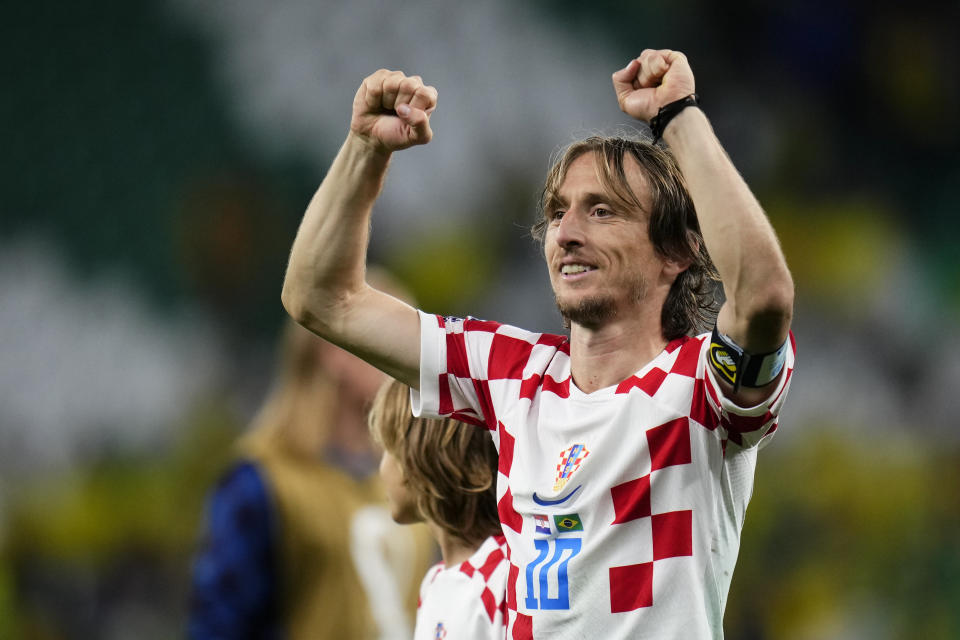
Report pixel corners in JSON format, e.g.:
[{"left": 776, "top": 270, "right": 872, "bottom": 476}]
[
  {"left": 498, "top": 489, "right": 524, "bottom": 533},
  {"left": 536, "top": 332, "right": 568, "bottom": 348},
  {"left": 615, "top": 367, "right": 667, "bottom": 396},
  {"left": 519, "top": 374, "right": 541, "bottom": 400},
  {"left": 665, "top": 336, "right": 686, "bottom": 353},
  {"left": 610, "top": 475, "right": 651, "bottom": 524},
  {"left": 438, "top": 375, "right": 454, "bottom": 416},
  {"left": 479, "top": 546, "right": 506, "bottom": 582},
  {"left": 481, "top": 587, "right": 497, "bottom": 622},
  {"left": 669, "top": 336, "right": 702, "bottom": 377},
  {"left": 459, "top": 561, "right": 476, "bottom": 578},
  {"left": 445, "top": 331, "right": 471, "bottom": 378},
  {"left": 498, "top": 422, "right": 515, "bottom": 475},
  {"left": 542, "top": 374, "right": 570, "bottom": 398},
  {"left": 450, "top": 410, "right": 484, "bottom": 429},
  {"left": 722, "top": 409, "right": 775, "bottom": 434},
  {"left": 506, "top": 563, "right": 519, "bottom": 610},
  {"left": 470, "top": 378, "right": 496, "bottom": 430},
  {"left": 465, "top": 318, "right": 502, "bottom": 333},
  {"left": 690, "top": 379, "right": 719, "bottom": 431},
  {"left": 652, "top": 510, "right": 693, "bottom": 560},
  {"left": 647, "top": 417, "right": 691, "bottom": 471},
  {"left": 488, "top": 333, "right": 534, "bottom": 380},
  {"left": 512, "top": 612, "right": 533, "bottom": 639},
  {"left": 608, "top": 562, "right": 654, "bottom": 612}
]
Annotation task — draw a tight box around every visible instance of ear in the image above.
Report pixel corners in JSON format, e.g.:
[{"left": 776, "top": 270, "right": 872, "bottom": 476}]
[
  {"left": 661, "top": 255, "right": 692, "bottom": 282},
  {"left": 661, "top": 229, "right": 698, "bottom": 282}
]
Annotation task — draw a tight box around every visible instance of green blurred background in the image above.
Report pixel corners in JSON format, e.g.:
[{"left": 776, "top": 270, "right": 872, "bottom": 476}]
[{"left": 2, "top": 1, "right": 958, "bottom": 638}]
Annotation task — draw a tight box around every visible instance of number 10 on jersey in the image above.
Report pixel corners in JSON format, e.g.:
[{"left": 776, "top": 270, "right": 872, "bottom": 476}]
[{"left": 523, "top": 538, "right": 582, "bottom": 610}]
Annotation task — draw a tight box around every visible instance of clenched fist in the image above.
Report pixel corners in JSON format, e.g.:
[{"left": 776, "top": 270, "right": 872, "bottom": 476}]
[
  {"left": 612, "top": 49, "right": 695, "bottom": 123},
  {"left": 351, "top": 69, "right": 439, "bottom": 154}
]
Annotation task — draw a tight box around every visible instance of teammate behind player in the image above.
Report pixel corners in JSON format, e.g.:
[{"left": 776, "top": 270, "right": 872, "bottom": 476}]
[{"left": 368, "top": 377, "right": 509, "bottom": 640}]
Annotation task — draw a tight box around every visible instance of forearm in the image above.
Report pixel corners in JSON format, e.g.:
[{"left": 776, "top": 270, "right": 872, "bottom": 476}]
[
  {"left": 282, "top": 132, "right": 391, "bottom": 332},
  {"left": 663, "top": 107, "right": 793, "bottom": 350}
]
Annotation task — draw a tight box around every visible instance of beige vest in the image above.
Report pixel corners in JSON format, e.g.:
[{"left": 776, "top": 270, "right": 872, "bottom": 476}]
[{"left": 241, "top": 439, "right": 436, "bottom": 639}]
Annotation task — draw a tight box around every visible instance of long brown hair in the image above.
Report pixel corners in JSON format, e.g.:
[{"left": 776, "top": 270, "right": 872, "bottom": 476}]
[
  {"left": 533, "top": 136, "right": 721, "bottom": 339},
  {"left": 368, "top": 379, "right": 501, "bottom": 546}
]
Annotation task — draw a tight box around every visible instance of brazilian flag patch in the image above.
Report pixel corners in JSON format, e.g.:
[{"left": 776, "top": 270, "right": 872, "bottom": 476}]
[{"left": 554, "top": 513, "right": 583, "bottom": 532}]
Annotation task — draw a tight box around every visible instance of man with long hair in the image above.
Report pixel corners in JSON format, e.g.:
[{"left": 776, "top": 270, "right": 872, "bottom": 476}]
[{"left": 281, "top": 49, "right": 795, "bottom": 638}]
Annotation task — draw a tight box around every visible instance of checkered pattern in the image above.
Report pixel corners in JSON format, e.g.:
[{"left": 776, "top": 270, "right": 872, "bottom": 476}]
[
  {"left": 413, "top": 312, "right": 796, "bottom": 639},
  {"left": 554, "top": 444, "right": 590, "bottom": 491},
  {"left": 414, "top": 535, "right": 509, "bottom": 640}
]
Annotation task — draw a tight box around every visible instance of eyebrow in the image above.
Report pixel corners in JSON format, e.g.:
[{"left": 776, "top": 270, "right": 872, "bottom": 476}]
[{"left": 545, "top": 190, "right": 629, "bottom": 213}]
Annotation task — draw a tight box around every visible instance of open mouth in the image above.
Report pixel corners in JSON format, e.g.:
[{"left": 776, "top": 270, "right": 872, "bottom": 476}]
[{"left": 560, "top": 264, "right": 596, "bottom": 277}]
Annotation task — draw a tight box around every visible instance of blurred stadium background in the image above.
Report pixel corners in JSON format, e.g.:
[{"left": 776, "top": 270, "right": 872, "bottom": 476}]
[{"left": 2, "top": 1, "right": 958, "bottom": 638}]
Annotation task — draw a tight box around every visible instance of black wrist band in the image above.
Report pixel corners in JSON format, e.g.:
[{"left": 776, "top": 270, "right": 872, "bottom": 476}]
[{"left": 649, "top": 94, "right": 700, "bottom": 143}]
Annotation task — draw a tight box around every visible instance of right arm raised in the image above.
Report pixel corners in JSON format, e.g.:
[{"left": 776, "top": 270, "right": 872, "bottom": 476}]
[{"left": 281, "top": 70, "right": 438, "bottom": 389}]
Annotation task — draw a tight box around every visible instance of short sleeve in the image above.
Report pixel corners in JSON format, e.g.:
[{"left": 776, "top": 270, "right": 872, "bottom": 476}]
[{"left": 411, "top": 311, "right": 501, "bottom": 430}]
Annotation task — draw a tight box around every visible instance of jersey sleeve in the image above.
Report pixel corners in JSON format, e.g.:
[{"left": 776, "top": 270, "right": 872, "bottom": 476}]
[
  {"left": 696, "top": 331, "right": 797, "bottom": 450},
  {"left": 412, "top": 310, "right": 557, "bottom": 431}
]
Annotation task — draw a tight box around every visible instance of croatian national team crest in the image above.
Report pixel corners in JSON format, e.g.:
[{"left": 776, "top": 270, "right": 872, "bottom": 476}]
[
  {"left": 434, "top": 622, "right": 447, "bottom": 639},
  {"left": 554, "top": 443, "right": 590, "bottom": 492}
]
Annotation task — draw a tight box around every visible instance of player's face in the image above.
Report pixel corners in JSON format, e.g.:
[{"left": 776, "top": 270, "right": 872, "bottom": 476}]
[
  {"left": 544, "top": 152, "right": 676, "bottom": 328},
  {"left": 379, "top": 451, "right": 420, "bottom": 524}
]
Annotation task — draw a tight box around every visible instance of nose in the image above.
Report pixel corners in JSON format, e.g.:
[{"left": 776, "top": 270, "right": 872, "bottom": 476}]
[{"left": 554, "top": 210, "right": 585, "bottom": 249}]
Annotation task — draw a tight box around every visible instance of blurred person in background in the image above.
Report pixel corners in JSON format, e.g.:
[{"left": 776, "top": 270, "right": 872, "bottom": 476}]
[
  {"left": 188, "top": 271, "right": 435, "bottom": 640},
  {"left": 281, "top": 48, "right": 795, "bottom": 638},
  {"left": 368, "top": 377, "right": 509, "bottom": 640}
]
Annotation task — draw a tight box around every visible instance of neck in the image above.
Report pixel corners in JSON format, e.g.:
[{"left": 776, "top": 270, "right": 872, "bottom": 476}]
[
  {"left": 568, "top": 316, "right": 668, "bottom": 393},
  {"left": 429, "top": 521, "right": 480, "bottom": 568}
]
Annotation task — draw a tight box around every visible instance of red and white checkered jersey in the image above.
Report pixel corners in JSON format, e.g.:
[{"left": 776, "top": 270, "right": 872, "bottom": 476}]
[
  {"left": 411, "top": 311, "right": 796, "bottom": 639},
  {"left": 414, "top": 535, "right": 509, "bottom": 640}
]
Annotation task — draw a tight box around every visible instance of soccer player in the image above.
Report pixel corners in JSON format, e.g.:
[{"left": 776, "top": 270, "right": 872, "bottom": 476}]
[
  {"left": 282, "top": 48, "right": 796, "bottom": 638},
  {"left": 368, "top": 377, "right": 509, "bottom": 639}
]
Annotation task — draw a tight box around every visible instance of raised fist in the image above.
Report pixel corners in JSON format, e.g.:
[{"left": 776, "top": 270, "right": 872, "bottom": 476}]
[
  {"left": 612, "top": 49, "right": 695, "bottom": 123},
  {"left": 351, "top": 69, "right": 438, "bottom": 153}
]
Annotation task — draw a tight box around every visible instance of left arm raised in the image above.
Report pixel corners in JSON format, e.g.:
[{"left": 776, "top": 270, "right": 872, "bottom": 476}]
[{"left": 614, "top": 50, "right": 794, "bottom": 402}]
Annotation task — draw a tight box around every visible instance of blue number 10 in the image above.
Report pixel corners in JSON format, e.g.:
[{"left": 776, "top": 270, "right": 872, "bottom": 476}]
[{"left": 523, "top": 537, "right": 582, "bottom": 610}]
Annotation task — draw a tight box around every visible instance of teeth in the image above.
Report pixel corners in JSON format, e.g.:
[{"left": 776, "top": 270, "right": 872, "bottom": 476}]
[{"left": 561, "top": 264, "right": 592, "bottom": 275}]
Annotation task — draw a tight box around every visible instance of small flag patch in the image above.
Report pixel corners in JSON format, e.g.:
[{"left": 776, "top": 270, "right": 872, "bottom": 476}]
[
  {"left": 554, "top": 513, "right": 583, "bottom": 532},
  {"left": 534, "top": 514, "right": 551, "bottom": 535}
]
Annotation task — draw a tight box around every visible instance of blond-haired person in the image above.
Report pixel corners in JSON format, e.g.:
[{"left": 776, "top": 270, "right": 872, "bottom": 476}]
[{"left": 369, "top": 378, "right": 508, "bottom": 640}]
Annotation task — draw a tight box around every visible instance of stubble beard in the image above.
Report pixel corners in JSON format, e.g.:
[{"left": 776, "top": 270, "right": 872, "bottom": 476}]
[{"left": 555, "top": 275, "right": 649, "bottom": 330}]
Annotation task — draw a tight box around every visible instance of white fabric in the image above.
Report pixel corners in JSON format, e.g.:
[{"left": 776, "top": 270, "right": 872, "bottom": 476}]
[
  {"left": 414, "top": 535, "right": 509, "bottom": 640},
  {"left": 412, "top": 311, "right": 796, "bottom": 639}
]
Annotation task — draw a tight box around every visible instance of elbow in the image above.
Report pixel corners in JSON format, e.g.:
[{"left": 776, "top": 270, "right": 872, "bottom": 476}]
[
  {"left": 280, "top": 280, "right": 303, "bottom": 322},
  {"left": 762, "top": 274, "right": 795, "bottom": 322},
  {"left": 281, "top": 274, "right": 323, "bottom": 330},
  {"left": 280, "top": 277, "right": 305, "bottom": 324},
  {"left": 745, "top": 273, "right": 795, "bottom": 338}
]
